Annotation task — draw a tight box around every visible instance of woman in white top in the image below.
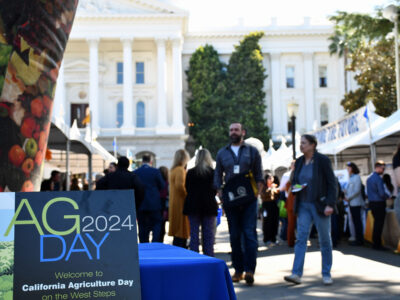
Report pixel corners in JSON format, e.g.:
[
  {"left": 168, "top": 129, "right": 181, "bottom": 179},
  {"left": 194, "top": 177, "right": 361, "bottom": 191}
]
[{"left": 344, "top": 162, "right": 364, "bottom": 246}]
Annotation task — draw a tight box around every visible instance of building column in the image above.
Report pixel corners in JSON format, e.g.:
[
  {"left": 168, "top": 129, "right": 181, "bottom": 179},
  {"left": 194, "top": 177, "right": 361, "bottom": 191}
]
[
  {"left": 155, "top": 38, "right": 169, "bottom": 134},
  {"left": 88, "top": 38, "right": 100, "bottom": 132},
  {"left": 121, "top": 38, "right": 135, "bottom": 135},
  {"left": 171, "top": 38, "right": 185, "bottom": 134},
  {"left": 270, "top": 53, "right": 282, "bottom": 139},
  {"left": 54, "top": 61, "right": 66, "bottom": 124},
  {"left": 303, "top": 52, "right": 314, "bottom": 131}
]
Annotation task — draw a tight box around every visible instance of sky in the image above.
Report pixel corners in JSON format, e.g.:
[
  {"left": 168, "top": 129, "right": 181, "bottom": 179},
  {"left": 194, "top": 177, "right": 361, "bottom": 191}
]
[{"left": 166, "top": 0, "right": 396, "bottom": 30}]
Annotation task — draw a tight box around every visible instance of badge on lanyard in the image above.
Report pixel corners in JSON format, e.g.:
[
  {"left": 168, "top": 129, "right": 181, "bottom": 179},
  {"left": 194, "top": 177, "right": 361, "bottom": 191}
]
[{"left": 234, "top": 165, "right": 240, "bottom": 174}]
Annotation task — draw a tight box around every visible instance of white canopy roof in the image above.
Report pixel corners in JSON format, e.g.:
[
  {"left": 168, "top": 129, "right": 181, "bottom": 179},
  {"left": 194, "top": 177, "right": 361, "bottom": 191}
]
[
  {"left": 312, "top": 102, "right": 386, "bottom": 155},
  {"left": 370, "top": 109, "right": 400, "bottom": 144}
]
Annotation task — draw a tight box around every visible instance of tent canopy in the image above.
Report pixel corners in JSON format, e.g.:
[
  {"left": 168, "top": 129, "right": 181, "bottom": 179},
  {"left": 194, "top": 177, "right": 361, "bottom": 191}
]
[
  {"left": 328, "top": 109, "right": 400, "bottom": 163},
  {"left": 310, "top": 102, "right": 400, "bottom": 169},
  {"left": 48, "top": 117, "right": 116, "bottom": 162},
  {"left": 312, "top": 102, "right": 385, "bottom": 155}
]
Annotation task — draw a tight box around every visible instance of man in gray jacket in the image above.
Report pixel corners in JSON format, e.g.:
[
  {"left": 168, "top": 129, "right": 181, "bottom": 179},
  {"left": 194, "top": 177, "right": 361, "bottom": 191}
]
[{"left": 214, "top": 123, "right": 264, "bottom": 286}]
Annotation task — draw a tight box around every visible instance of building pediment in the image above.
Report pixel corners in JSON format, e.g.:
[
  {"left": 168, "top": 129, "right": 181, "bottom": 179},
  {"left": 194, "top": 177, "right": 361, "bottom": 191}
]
[
  {"left": 64, "top": 60, "right": 106, "bottom": 73},
  {"left": 77, "top": 0, "right": 187, "bottom": 17}
]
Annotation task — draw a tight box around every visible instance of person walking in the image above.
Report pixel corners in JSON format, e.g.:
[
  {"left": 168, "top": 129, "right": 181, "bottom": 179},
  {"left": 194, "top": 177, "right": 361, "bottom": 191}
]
[
  {"left": 168, "top": 149, "right": 191, "bottom": 248},
  {"left": 183, "top": 149, "right": 218, "bottom": 256},
  {"left": 214, "top": 122, "right": 264, "bottom": 286},
  {"left": 134, "top": 155, "right": 165, "bottom": 243},
  {"left": 96, "top": 156, "right": 145, "bottom": 212},
  {"left": 260, "top": 174, "right": 280, "bottom": 245},
  {"left": 344, "top": 162, "right": 364, "bottom": 246},
  {"left": 284, "top": 134, "right": 337, "bottom": 286},
  {"left": 366, "top": 161, "right": 390, "bottom": 250}
]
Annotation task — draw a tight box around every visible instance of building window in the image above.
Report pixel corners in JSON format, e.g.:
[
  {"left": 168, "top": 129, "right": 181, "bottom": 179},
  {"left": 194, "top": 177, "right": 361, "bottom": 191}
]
[
  {"left": 117, "top": 101, "right": 123, "bottom": 128},
  {"left": 319, "top": 66, "right": 327, "bottom": 88},
  {"left": 117, "top": 62, "right": 123, "bottom": 84},
  {"left": 136, "top": 101, "right": 145, "bottom": 128},
  {"left": 286, "top": 66, "right": 295, "bottom": 88},
  {"left": 70, "top": 103, "right": 89, "bottom": 128},
  {"left": 136, "top": 62, "right": 144, "bottom": 84},
  {"left": 320, "top": 103, "right": 329, "bottom": 126}
]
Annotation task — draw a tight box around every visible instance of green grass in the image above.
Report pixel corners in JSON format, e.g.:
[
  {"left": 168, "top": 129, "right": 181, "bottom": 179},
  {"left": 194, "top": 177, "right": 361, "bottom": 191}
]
[
  {"left": 0, "top": 241, "right": 13, "bottom": 276},
  {"left": 0, "top": 241, "right": 13, "bottom": 300},
  {"left": 0, "top": 274, "right": 13, "bottom": 299}
]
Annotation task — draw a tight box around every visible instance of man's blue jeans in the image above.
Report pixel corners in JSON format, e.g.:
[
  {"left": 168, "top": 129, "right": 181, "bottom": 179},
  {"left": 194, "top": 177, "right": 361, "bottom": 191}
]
[
  {"left": 292, "top": 201, "right": 332, "bottom": 277},
  {"left": 225, "top": 200, "right": 258, "bottom": 273}
]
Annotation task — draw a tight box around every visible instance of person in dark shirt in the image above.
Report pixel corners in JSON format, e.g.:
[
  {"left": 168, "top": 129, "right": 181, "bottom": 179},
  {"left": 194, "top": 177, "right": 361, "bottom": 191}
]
[
  {"left": 366, "top": 160, "right": 390, "bottom": 250},
  {"left": 96, "top": 156, "right": 145, "bottom": 212},
  {"left": 134, "top": 155, "right": 165, "bottom": 243},
  {"left": 183, "top": 149, "right": 218, "bottom": 257},
  {"left": 41, "top": 170, "right": 61, "bottom": 191},
  {"left": 213, "top": 123, "right": 263, "bottom": 286},
  {"left": 284, "top": 134, "right": 337, "bottom": 286}
]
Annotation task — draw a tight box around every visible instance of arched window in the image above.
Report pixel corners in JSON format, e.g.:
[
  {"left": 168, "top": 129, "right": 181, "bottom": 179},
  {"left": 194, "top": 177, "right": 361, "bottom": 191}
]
[
  {"left": 117, "top": 101, "right": 123, "bottom": 128},
  {"left": 136, "top": 101, "right": 145, "bottom": 128},
  {"left": 320, "top": 103, "right": 329, "bottom": 126}
]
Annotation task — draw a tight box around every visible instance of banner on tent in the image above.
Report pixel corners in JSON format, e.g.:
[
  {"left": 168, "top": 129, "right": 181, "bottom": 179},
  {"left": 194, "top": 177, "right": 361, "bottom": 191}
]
[{"left": 313, "top": 106, "right": 370, "bottom": 146}]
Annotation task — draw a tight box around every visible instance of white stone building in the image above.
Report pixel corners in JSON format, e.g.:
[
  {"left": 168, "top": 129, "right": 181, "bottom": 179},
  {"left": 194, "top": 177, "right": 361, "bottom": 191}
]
[{"left": 54, "top": 0, "right": 348, "bottom": 167}]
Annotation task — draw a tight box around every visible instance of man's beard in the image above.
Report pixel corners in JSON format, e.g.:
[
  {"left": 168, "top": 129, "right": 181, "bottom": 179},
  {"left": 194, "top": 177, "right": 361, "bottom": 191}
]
[{"left": 230, "top": 134, "right": 241, "bottom": 144}]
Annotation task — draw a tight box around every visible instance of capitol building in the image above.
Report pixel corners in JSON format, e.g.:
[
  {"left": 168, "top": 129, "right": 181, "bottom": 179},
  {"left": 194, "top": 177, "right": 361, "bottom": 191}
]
[{"left": 53, "top": 0, "right": 352, "bottom": 167}]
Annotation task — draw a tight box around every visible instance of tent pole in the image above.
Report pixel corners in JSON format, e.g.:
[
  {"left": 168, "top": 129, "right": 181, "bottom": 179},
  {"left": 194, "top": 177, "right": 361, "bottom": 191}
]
[
  {"left": 370, "top": 143, "right": 376, "bottom": 171},
  {"left": 334, "top": 154, "right": 338, "bottom": 170},
  {"left": 88, "top": 152, "right": 93, "bottom": 190},
  {"left": 66, "top": 139, "right": 70, "bottom": 191}
]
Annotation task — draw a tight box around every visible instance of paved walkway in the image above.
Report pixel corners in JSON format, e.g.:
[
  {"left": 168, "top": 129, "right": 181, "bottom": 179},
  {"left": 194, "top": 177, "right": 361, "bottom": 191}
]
[
  {"left": 212, "top": 216, "right": 400, "bottom": 300},
  {"left": 164, "top": 216, "right": 400, "bottom": 299}
]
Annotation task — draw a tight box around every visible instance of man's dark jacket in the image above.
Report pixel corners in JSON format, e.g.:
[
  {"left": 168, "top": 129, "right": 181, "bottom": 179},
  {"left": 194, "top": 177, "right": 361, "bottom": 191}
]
[
  {"left": 134, "top": 164, "right": 165, "bottom": 211},
  {"left": 96, "top": 169, "right": 145, "bottom": 211},
  {"left": 293, "top": 151, "right": 338, "bottom": 215}
]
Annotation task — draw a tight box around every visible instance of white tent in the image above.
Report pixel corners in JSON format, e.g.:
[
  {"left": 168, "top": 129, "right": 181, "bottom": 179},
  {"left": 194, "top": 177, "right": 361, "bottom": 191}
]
[
  {"left": 310, "top": 102, "right": 400, "bottom": 171},
  {"left": 313, "top": 102, "right": 385, "bottom": 155},
  {"left": 262, "top": 134, "right": 302, "bottom": 171},
  {"left": 370, "top": 109, "right": 400, "bottom": 144}
]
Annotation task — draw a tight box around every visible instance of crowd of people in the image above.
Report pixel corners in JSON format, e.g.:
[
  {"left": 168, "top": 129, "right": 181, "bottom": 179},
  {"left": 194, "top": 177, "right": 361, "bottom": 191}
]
[{"left": 39, "top": 123, "right": 400, "bottom": 288}]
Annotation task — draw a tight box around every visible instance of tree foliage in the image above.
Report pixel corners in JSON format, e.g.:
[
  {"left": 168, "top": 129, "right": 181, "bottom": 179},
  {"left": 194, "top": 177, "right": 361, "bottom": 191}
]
[
  {"left": 186, "top": 44, "right": 230, "bottom": 156},
  {"left": 328, "top": 11, "right": 392, "bottom": 57},
  {"left": 225, "top": 32, "right": 269, "bottom": 145},
  {"left": 341, "top": 39, "right": 396, "bottom": 117},
  {"left": 186, "top": 34, "right": 270, "bottom": 156},
  {"left": 329, "top": 7, "right": 398, "bottom": 115}
]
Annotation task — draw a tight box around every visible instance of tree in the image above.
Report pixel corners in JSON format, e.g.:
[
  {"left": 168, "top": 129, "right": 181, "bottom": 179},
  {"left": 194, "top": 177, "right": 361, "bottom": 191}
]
[
  {"left": 341, "top": 39, "right": 396, "bottom": 117},
  {"left": 186, "top": 44, "right": 230, "bottom": 156},
  {"left": 328, "top": 7, "right": 396, "bottom": 114},
  {"left": 225, "top": 32, "right": 269, "bottom": 145}
]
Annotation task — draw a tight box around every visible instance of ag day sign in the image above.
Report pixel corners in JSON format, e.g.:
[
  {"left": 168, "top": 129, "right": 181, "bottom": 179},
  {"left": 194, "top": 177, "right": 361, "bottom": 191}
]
[{"left": 0, "top": 191, "right": 141, "bottom": 300}]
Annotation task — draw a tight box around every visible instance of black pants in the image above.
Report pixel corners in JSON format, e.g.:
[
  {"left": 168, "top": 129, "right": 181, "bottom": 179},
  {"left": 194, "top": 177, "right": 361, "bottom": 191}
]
[
  {"left": 369, "top": 202, "right": 386, "bottom": 248},
  {"left": 173, "top": 237, "right": 187, "bottom": 248},
  {"left": 350, "top": 206, "right": 364, "bottom": 244},
  {"left": 262, "top": 201, "right": 279, "bottom": 243},
  {"left": 137, "top": 211, "right": 162, "bottom": 243},
  {"left": 331, "top": 213, "right": 339, "bottom": 247}
]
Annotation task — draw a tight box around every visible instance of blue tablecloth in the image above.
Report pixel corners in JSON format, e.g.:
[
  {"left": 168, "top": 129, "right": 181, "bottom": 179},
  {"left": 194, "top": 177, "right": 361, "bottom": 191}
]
[{"left": 139, "top": 243, "right": 236, "bottom": 300}]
